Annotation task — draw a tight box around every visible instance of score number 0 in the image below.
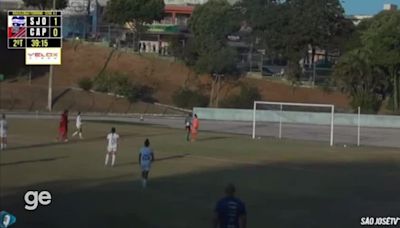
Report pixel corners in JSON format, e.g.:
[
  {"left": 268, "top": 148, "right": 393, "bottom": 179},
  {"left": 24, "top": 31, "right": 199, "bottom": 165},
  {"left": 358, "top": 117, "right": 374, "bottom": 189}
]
[{"left": 52, "top": 28, "right": 59, "bottom": 37}]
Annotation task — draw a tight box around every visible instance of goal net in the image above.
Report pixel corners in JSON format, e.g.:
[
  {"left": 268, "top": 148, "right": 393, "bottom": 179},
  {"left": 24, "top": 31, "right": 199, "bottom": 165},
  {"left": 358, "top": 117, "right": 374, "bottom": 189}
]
[{"left": 252, "top": 101, "right": 335, "bottom": 146}]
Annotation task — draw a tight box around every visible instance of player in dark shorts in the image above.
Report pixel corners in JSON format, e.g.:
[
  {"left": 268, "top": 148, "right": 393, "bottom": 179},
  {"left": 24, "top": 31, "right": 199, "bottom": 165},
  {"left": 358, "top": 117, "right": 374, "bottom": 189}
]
[
  {"left": 184, "top": 113, "right": 192, "bottom": 141},
  {"left": 213, "top": 183, "right": 247, "bottom": 228}
]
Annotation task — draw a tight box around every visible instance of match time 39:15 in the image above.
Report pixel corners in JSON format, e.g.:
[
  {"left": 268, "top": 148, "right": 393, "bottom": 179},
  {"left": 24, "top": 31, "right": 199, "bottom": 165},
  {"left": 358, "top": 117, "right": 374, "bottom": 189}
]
[{"left": 361, "top": 217, "right": 400, "bottom": 226}]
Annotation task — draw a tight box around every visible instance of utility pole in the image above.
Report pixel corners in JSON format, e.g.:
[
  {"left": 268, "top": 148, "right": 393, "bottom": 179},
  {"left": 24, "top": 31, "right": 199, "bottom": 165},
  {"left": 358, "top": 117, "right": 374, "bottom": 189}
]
[{"left": 47, "top": 0, "right": 56, "bottom": 111}]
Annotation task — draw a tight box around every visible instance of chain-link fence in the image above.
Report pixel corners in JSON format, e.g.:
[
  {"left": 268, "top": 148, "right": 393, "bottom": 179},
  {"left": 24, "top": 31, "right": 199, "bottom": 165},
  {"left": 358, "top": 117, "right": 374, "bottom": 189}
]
[{"left": 239, "top": 52, "right": 334, "bottom": 86}]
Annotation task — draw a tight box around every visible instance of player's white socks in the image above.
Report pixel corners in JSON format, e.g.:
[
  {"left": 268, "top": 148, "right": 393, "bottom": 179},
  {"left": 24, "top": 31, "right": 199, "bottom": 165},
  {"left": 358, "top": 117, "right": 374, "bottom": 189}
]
[
  {"left": 79, "top": 133, "right": 83, "bottom": 139},
  {"left": 0, "top": 143, "right": 3, "bottom": 150},
  {"left": 111, "top": 155, "right": 116, "bottom": 167},
  {"left": 142, "top": 179, "right": 147, "bottom": 188},
  {"left": 72, "top": 132, "right": 77, "bottom": 137},
  {"left": 105, "top": 154, "right": 109, "bottom": 166}
]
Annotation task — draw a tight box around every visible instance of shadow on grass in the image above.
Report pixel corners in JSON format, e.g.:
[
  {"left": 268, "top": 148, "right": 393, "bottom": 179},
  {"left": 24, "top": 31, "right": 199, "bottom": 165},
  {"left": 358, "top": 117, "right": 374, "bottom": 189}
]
[
  {"left": 6, "top": 131, "right": 178, "bottom": 152},
  {"left": 196, "top": 136, "right": 231, "bottom": 142},
  {"left": 1, "top": 160, "right": 400, "bottom": 228},
  {"left": 115, "top": 153, "right": 191, "bottom": 167},
  {"left": 0, "top": 156, "right": 69, "bottom": 166}
]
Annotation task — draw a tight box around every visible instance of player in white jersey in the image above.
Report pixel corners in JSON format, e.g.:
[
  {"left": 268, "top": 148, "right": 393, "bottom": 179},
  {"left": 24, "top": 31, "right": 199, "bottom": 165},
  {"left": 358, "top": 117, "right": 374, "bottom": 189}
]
[
  {"left": 105, "top": 127, "right": 119, "bottom": 167},
  {"left": 139, "top": 139, "right": 154, "bottom": 188},
  {"left": 0, "top": 114, "right": 8, "bottom": 150},
  {"left": 71, "top": 112, "right": 83, "bottom": 139}
]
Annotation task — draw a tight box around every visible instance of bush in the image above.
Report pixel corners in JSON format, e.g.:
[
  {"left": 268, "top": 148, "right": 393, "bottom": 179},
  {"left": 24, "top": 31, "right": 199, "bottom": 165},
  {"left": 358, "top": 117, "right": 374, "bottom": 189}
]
[
  {"left": 78, "top": 77, "right": 93, "bottom": 91},
  {"left": 138, "top": 85, "right": 156, "bottom": 103},
  {"left": 110, "top": 74, "right": 131, "bottom": 96},
  {"left": 93, "top": 73, "right": 111, "bottom": 92},
  {"left": 92, "top": 72, "right": 156, "bottom": 104},
  {"left": 125, "top": 86, "right": 140, "bottom": 103},
  {"left": 221, "top": 85, "right": 261, "bottom": 109},
  {"left": 172, "top": 88, "right": 209, "bottom": 109},
  {"left": 350, "top": 92, "right": 382, "bottom": 114}
]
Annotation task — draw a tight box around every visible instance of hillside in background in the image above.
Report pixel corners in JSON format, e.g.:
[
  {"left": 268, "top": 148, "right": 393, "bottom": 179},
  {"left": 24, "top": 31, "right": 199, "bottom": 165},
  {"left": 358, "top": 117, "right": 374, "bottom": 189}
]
[{"left": 0, "top": 42, "right": 350, "bottom": 113}]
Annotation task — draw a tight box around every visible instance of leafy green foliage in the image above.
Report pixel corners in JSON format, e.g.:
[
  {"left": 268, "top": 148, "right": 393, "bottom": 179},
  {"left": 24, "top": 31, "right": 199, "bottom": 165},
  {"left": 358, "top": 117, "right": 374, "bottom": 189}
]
[
  {"left": 333, "top": 49, "right": 387, "bottom": 113},
  {"left": 78, "top": 77, "right": 93, "bottom": 91},
  {"left": 0, "top": 12, "right": 6, "bottom": 30},
  {"left": 110, "top": 74, "right": 132, "bottom": 96},
  {"left": 194, "top": 46, "right": 238, "bottom": 75},
  {"left": 22, "top": 0, "right": 68, "bottom": 9},
  {"left": 187, "top": 0, "right": 240, "bottom": 75},
  {"left": 170, "top": 38, "right": 198, "bottom": 67},
  {"left": 172, "top": 88, "right": 209, "bottom": 109},
  {"left": 221, "top": 84, "right": 261, "bottom": 109},
  {"left": 106, "top": 0, "right": 164, "bottom": 24},
  {"left": 92, "top": 72, "right": 154, "bottom": 103},
  {"left": 335, "top": 10, "right": 400, "bottom": 112},
  {"left": 241, "top": 0, "right": 352, "bottom": 78},
  {"left": 93, "top": 73, "right": 111, "bottom": 92},
  {"left": 361, "top": 11, "right": 400, "bottom": 111},
  {"left": 189, "top": 0, "right": 239, "bottom": 49},
  {"left": 105, "top": 0, "right": 164, "bottom": 50}
]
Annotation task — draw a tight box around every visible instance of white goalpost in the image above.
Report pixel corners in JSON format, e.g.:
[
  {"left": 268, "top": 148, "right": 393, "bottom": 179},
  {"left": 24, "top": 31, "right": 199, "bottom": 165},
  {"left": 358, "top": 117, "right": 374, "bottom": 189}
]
[{"left": 252, "top": 101, "right": 335, "bottom": 146}]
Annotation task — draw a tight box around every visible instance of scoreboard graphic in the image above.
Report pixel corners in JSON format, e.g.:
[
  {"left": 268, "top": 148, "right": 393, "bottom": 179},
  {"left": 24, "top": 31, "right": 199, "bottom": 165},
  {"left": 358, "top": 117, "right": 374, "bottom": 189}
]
[{"left": 7, "top": 10, "right": 62, "bottom": 65}]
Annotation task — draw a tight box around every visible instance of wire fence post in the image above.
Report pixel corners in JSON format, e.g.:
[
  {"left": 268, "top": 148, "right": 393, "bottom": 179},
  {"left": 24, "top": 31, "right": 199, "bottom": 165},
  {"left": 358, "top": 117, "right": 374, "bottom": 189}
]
[
  {"left": 357, "top": 106, "right": 361, "bottom": 146},
  {"left": 279, "top": 104, "right": 282, "bottom": 139},
  {"left": 330, "top": 106, "right": 334, "bottom": 146},
  {"left": 252, "top": 102, "right": 256, "bottom": 139}
]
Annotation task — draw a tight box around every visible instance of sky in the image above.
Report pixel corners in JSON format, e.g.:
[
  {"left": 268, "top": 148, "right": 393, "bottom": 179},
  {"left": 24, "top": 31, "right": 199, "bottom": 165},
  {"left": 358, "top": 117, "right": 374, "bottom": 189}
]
[{"left": 342, "top": 0, "right": 400, "bottom": 15}]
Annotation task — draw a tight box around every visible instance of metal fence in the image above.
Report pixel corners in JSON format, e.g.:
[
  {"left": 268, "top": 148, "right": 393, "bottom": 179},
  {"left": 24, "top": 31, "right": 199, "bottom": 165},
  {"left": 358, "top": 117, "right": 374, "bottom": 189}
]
[{"left": 239, "top": 52, "right": 333, "bottom": 85}]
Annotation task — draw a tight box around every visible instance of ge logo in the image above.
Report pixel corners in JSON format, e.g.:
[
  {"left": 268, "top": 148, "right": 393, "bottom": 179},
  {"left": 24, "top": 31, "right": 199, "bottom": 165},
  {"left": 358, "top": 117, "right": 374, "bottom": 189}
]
[{"left": 24, "top": 191, "right": 52, "bottom": 211}]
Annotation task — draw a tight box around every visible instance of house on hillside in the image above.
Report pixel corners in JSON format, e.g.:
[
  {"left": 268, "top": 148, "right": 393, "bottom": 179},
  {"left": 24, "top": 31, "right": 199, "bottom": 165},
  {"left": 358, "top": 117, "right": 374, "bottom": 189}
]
[{"left": 137, "top": 4, "right": 195, "bottom": 55}]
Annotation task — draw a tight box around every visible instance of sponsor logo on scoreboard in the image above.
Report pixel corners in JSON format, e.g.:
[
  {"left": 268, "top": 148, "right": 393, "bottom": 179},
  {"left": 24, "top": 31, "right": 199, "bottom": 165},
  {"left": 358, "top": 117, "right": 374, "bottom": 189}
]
[
  {"left": 8, "top": 16, "right": 26, "bottom": 38},
  {"left": 25, "top": 48, "right": 62, "bottom": 65}
]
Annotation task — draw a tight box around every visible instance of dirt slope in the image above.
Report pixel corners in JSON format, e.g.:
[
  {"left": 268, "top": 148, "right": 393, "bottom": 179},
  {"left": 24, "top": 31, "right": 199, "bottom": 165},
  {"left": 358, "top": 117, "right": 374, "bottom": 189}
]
[{"left": 1, "top": 41, "right": 350, "bottom": 112}]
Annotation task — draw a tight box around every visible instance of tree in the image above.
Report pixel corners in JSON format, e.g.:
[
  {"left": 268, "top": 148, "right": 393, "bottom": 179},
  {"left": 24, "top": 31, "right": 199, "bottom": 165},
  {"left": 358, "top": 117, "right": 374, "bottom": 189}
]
[
  {"left": 189, "top": 0, "right": 239, "bottom": 44},
  {"left": 22, "top": 0, "right": 68, "bottom": 9},
  {"left": 239, "top": 0, "right": 289, "bottom": 58},
  {"left": 241, "top": 0, "right": 352, "bottom": 83},
  {"left": 105, "top": 0, "right": 164, "bottom": 51},
  {"left": 0, "top": 11, "right": 6, "bottom": 30},
  {"left": 187, "top": 0, "right": 240, "bottom": 107},
  {"left": 361, "top": 11, "right": 400, "bottom": 111},
  {"left": 333, "top": 49, "right": 387, "bottom": 113}
]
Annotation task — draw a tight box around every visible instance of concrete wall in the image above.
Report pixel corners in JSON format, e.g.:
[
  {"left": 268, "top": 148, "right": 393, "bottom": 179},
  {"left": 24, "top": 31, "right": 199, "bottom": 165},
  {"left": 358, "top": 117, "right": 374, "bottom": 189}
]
[{"left": 193, "top": 107, "right": 400, "bottom": 128}]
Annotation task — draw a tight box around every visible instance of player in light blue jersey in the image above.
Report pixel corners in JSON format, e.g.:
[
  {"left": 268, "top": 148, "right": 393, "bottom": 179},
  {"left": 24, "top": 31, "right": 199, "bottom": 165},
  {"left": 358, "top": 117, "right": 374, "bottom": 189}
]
[{"left": 139, "top": 138, "right": 154, "bottom": 188}]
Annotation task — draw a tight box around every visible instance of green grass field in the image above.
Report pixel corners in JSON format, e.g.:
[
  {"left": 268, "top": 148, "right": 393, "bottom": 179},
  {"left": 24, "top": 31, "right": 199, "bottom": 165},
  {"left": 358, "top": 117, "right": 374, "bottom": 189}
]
[{"left": 1, "top": 119, "right": 400, "bottom": 228}]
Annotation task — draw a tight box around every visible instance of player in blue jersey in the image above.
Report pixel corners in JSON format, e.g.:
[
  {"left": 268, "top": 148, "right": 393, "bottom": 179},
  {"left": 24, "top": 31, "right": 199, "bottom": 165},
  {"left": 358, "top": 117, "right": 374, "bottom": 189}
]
[
  {"left": 213, "top": 183, "right": 247, "bottom": 228},
  {"left": 139, "top": 138, "right": 154, "bottom": 188}
]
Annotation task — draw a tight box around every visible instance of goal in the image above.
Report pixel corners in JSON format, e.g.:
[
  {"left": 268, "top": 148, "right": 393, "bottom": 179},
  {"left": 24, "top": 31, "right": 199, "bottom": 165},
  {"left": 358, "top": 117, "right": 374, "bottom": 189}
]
[{"left": 252, "top": 101, "right": 335, "bottom": 146}]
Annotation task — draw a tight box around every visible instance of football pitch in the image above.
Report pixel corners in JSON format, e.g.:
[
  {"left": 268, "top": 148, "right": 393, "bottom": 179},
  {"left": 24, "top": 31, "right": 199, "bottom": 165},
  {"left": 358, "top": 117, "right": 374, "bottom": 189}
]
[{"left": 1, "top": 119, "right": 400, "bottom": 228}]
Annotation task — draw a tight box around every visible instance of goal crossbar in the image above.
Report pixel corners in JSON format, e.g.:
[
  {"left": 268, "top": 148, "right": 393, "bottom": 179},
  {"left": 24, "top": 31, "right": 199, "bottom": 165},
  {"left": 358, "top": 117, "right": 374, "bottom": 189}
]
[{"left": 252, "top": 101, "right": 335, "bottom": 146}]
